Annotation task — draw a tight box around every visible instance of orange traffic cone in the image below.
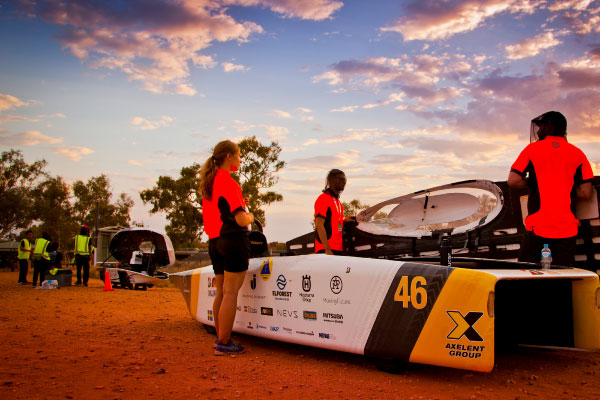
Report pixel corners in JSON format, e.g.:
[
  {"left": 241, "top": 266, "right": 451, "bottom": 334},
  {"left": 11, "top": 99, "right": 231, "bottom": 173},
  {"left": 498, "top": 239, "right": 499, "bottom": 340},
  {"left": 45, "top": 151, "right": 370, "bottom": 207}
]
[{"left": 103, "top": 269, "right": 114, "bottom": 291}]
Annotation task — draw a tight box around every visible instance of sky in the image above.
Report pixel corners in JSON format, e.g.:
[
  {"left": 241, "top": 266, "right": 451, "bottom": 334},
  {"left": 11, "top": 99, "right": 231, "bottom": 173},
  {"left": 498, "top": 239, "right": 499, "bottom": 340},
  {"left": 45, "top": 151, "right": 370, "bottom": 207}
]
[{"left": 1, "top": 0, "right": 599, "bottom": 243}]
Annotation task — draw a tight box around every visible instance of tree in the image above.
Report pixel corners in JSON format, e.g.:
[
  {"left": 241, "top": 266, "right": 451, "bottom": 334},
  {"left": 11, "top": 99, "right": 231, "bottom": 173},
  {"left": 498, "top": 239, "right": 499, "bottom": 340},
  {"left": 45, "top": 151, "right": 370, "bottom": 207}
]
[
  {"left": 72, "top": 174, "right": 133, "bottom": 230},
  {"left": 0, "top": 149, "right": 47, "bottom": 239},
  {"left": 140, "top": 164, "right": 203, "bottom": 248},
  {"left": 30, "top": 175, "right": 75, "bottom": 247},
  {"left": 237, "top": 136, "right": 285, "bottom": 226}
]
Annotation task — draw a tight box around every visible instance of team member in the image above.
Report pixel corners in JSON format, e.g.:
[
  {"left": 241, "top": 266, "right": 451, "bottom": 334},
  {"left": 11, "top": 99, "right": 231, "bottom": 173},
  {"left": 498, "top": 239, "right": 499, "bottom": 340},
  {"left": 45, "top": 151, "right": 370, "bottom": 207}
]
[
  {"left": 200, "top": 140, "right": 254, "bottom": 355},
  {"left": 314, "top": 169, "right": 354, "bottom": 255},
  {"left": 32, "top": 232, "right": 51, "bottom": 287},
  {"left": 508, "top": 111, "right": 593, "bottom": 267},
  {"left": 74, "top": 225, "right": 93, "bottom": 286},
  {"left": 17, "top": 230, "right": 33, "bottom": 285}
]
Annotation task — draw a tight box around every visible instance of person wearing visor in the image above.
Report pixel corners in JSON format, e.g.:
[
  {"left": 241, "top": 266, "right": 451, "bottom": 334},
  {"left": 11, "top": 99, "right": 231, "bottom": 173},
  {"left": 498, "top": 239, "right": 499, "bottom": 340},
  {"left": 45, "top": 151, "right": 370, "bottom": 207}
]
[
  {"left": 314, "top": 169, "right": 355, "bottom": 255},
  {"left": 508, "top": 111, "right": 593, "bottom": 267}
]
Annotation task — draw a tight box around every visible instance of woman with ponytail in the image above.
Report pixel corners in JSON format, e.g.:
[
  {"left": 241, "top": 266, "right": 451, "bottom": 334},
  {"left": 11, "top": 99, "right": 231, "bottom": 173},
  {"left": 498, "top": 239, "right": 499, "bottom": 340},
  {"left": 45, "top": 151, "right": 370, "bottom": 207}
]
[{"left": 200, "top": 140, "right": 254, "bottom": 355}]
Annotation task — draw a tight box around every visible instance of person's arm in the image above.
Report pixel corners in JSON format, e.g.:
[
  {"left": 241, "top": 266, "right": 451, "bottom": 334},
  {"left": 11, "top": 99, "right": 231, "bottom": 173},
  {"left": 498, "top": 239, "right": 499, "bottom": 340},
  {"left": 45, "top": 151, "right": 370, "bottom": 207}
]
[
  {"left": 234, "top": 209, "right": 254, "bottom": 227},
  {"left": 315, "top": 216, "right": 333, "bottom": 255},
  {"left": 576, "top": 182, "right": 593, "bottom": 200},
  {"left": 507, "top": 171, "right": 527, "bottom": 189}
]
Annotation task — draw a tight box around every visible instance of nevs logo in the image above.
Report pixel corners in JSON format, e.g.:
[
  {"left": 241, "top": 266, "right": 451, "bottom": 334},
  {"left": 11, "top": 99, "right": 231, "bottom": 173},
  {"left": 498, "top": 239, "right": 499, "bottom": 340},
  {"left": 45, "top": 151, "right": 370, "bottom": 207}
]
[
  {"left": 330, "top": 276, "right": 343, "bottom": 294},
  {"left": 303, "top": 311, "right": 317, "bottom": 320},
  {"left": 250, "top": 274, "right": 257, "bottom": 289},
  {"left": 445, "top": 311, "right": 485, "bottom": 359},
  {"left": 277, "top": 309, "right": 298, "bottom": 318},
  {"left": 302, "top": 275, "right": 311, "bottom": 292},
  {"left": 261, "top": 307, "right": 273, "bottom": 316}
]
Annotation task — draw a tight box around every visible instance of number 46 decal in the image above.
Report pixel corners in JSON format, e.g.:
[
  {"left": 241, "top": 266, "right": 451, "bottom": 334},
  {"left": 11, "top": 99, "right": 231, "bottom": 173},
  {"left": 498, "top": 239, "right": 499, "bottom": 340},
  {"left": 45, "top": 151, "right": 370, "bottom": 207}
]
[{"left": 394, "top": 276, "right": 427, "bottom": 309}]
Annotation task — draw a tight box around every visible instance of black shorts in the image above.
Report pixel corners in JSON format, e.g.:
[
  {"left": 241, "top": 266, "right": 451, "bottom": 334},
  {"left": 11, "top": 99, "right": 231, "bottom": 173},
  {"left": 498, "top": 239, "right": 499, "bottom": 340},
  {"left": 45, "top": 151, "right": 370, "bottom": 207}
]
[
  {"left": 209, "top": 233, "right": 250, "bottom": 274},
  {"left": 518, "top": 231, "right": 576, "bottom": 267}
]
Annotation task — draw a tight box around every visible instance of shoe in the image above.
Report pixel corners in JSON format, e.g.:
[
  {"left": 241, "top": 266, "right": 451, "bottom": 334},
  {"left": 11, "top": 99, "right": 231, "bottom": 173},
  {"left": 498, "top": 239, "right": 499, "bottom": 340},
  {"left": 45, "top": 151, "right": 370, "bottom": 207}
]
[
  {"left": 214, "top": 341, "right": 245, "bottom": 355},
  {"left": 74, "top": 281, "right": 82, "bottom": 286},
  {"left": 83, "top": 283, "right": 88, "bottom": 287}
]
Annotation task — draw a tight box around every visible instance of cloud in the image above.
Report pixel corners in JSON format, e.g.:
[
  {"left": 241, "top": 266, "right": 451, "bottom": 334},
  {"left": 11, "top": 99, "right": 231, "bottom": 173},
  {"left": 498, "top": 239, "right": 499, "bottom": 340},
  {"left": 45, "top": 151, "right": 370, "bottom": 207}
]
[
  {"left": 131, "top": 115, "right": 174, "bottom": 130},
  {"left": 368, "top": 154, "right": 416, "bottom": 165},
  {"left": 128, "top": 160, "right": 143, "bottom": 166},
  {"left": 270, "top": 109, "right": 292, "bottom": 118},
  {"left": 331, "top": 105, "right": 359, "bottom": 112},
  {"left": 380, "top": 0, "right": 540, "bottom": 41},
  {"left": 231, "top": 120, "right": 289, "bottom": 139},
  {"left": 505, "top": 31, "right": 563, "bottom": 59},
  {"left": 303, "top": 138, "right": 319, "bottom": 146},
  {"left": 53, "top": 146, "right": 94, "bottom": 162},
  {"left": 222, "top": 62, "right": 250, "bottom": 72},
  {"left": 297, "top": 107, "right": 312, "bottom": 113},
  {"left": 0, "top": 93, "right": 28, "bottom": 111},
  {"left": 0, "top": 130, "right": 63, "bottom": 146},
  {"left": 224, "top": 0, "right": 343, "bottom": 21}
]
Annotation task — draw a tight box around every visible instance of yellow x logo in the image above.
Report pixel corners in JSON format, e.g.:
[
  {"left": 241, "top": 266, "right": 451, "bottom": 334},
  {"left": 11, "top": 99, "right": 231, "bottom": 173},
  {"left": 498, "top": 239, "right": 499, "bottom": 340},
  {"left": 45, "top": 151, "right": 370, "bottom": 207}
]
[{"left": 447, "top": 311, "right": 483, "bottom": 341}]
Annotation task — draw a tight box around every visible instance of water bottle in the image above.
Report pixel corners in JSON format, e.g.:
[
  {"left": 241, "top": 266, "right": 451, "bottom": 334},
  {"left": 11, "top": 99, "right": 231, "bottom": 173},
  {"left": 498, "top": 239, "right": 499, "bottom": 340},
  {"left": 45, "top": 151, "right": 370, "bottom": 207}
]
[
  {"left": 440, "top": 236, "right": 452, "bottom": 267},
  {"left": 540, "top": 244, "right": 552, "bottom": 269}
]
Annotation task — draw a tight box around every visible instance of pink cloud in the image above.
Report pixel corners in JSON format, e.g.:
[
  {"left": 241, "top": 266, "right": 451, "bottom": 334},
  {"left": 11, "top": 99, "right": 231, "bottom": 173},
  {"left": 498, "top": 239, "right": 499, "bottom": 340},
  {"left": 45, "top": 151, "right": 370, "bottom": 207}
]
[
  {"left": 505, "top": 31, "right": 563, "bottom": 59},
  {"left": 224, "top": 0, "right": 343, "bottom": 20}
]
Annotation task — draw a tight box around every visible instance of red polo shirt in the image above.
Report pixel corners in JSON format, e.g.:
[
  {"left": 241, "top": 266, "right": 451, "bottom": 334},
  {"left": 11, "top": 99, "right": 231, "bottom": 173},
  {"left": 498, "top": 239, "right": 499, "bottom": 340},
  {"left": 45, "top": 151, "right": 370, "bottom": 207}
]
[
  {"left": 202, "top": 169, "right": 247, "bottom": 239},
  {"left": 314, "top": 190, "right": 344, "bottom": 252},
  {"left": 511, "top": 136, "right": 593, "bottom": 238}
]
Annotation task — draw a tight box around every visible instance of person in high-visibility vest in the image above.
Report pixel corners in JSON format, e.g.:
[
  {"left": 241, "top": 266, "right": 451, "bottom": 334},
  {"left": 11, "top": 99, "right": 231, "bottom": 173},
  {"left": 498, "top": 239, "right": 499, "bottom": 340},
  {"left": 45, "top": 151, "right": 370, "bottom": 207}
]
[
  {"left": 17, "top": 230, "right": 33, "bottom": 285},
  {"left": 32, "top": 231, "right": 51, "bottom": 287},
  {"left": 74, "top": 225, "right": 92, "bottom": 287}
]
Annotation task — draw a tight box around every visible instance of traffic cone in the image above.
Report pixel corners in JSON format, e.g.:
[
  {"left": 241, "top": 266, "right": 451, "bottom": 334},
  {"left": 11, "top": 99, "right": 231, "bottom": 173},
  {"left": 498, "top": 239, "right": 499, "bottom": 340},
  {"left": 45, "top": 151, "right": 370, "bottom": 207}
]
[{"left": 103, "top": 269, "right": 114, "bottom": 291}]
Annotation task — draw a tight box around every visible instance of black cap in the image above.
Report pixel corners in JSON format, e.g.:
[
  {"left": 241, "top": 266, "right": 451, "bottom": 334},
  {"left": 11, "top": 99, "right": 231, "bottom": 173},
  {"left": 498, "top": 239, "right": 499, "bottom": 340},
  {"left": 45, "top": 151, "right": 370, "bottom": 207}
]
[{"left": 532, "top": 111, "right": 567, "bottom": 135}]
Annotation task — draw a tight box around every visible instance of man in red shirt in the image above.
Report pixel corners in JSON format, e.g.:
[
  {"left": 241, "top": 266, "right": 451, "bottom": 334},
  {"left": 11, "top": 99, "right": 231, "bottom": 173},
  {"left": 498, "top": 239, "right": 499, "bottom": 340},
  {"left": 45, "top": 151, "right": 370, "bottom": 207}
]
[
  {"left": 314, "top": 169, "right": 355, "bottom": 255},
  {"left": 508, "top": 111, "right": 593, "bottom": 267}
]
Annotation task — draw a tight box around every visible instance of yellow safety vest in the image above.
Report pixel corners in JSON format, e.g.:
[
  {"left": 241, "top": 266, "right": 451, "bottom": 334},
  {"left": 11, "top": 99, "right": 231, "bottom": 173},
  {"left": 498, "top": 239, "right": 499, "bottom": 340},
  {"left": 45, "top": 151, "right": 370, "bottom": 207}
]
[
  {"left": 18, "top": 238, "right": 31, "bottom": 260},
  {"left": 33, "top": 238, "right": 50, "bottom": 261},
  {"left": 74, "top": 234, "right": 91, "bottom": 256}
]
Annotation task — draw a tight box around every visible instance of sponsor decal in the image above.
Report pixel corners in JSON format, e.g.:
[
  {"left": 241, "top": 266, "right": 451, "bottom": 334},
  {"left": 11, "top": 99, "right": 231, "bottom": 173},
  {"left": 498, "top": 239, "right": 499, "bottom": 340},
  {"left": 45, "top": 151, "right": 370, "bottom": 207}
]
[
  {"left": 303, "top": 311, "right": 317, "bottom": 320},
  {"left": 346, "top": 267, "right": 351, "bottom": 274},
  {"left": 207, "top": 310, "right": 214, "bottom": 321},
  {"left": 276, "top": 274, "right": 287, "bottom": 290},
  {"left": 282, "top": 327, "right": 293, "bottom": 334},
  {"left": 302, "top": 275, "right": 311, "bottom": 292},
  {"left": 322, "top": 297, "right": 350, "bottom": 305},
  {"left": 236, "top": 305, "right": 241, "bottom": 311},
  {"left": 445, "top": 343, "right": 486, "bottom": 359},
  {"left": 277, "top": 309, "right": 298, "bottom": 318},
  {"left": 318, "top": 332, "right": 336, "bottom": 340},
  {"left": 330, "top": 275, "right": 343, "bottom": 294},
  {"left": 270, "top": 326, "right": 279, "bottom": 332},
  {"left": 244, "top": 305, "right": 258, "bottom": 314},
  {"left": 273, "top": 275, "right": 292, "bottom": 300},
  {"left": 208, "top": 290, "right": 216, "bottom": 297},
  {"left": 247, "top": 321, "right": 254, "bottom": 329},
  {"left": 322, "top": 312, "right": 344, "bottom": 324},
  {"left": 295, "top": 330, "right": 315, "bottom": 336},
  {"left": 261, "top": 307, "right": 274, "bottom": 316},
  {"left": 208, "top": 277, "right": 216, "bottom": 288},
  {"left": 250, "top": 274, "right": 257, "bottom": 289},
  {"left": 256, "top": 324, "right": 267, "bottom": 330},
  {"left": 447, "top": 311, "right": 483, "bottom": 341},
  {"left": 260, "top": 258, "right": 273, "bottom": 281},
  {"left": 241, "top": 293, "right": 266, "bottom": 300}
]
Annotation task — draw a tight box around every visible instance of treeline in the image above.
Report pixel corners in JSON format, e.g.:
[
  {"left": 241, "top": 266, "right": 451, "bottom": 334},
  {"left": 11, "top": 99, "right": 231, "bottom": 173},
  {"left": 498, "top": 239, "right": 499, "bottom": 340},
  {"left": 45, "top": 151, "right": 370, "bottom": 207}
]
[
  {"left": 0, "top": 149, "right": 133, "bottom": 247},
  {"left": 1, "top": 136, "right": 285, "bottom": 249}
]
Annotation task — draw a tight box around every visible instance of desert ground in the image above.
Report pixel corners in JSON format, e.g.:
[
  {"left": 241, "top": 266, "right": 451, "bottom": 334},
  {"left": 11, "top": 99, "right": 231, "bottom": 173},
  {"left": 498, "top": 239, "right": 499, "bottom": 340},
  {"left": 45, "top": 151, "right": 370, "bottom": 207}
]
[{"left": 1, "top": 267, "right": 599, "bottom": 400}]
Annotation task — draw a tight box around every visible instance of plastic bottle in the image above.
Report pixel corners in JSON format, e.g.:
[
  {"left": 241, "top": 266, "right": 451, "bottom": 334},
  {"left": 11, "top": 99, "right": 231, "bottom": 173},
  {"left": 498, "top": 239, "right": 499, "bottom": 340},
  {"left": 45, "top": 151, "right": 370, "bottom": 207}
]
[
  {"left": 440, "top": 236, "right": 452, "bottom": 267},
  {"left": 541, "top": 244, "right": 552, "bottom": 269}
]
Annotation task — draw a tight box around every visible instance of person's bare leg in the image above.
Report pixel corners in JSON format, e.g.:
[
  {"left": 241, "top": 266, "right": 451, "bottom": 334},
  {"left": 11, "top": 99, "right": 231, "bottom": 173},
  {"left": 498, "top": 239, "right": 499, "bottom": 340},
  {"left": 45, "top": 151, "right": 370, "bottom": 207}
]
[
  {"left": 213, "top": 274, "right": 224, "bottom": 338},
  {"left": 217, "top": 271, "right": 246, "bottom": 344}
]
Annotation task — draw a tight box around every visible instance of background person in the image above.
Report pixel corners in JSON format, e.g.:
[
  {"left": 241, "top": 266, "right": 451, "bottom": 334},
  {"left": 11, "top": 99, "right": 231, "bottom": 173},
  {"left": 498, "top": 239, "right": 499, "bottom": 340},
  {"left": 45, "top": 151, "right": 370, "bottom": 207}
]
[
  {"left": 314, "top": 169, "right": 355, "bottom": 255},
  {"left": 31, "top": 231, "right": 51, "bottom": 287},
  {"left": 17, "top": 230, "right": 33, "bottom": 285},
  {"left": 200, "top": 140, "right": 254, "bottom": 355},
  {"left": 508, "top": 111, "right": 593, "bottom": 267},
  {"left": 74, "top": 225, "right": 92, "bottom": 286}
]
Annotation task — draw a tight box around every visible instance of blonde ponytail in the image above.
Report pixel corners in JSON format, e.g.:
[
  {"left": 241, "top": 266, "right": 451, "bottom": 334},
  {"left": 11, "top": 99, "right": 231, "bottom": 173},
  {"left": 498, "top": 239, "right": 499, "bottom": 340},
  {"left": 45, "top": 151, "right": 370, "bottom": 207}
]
[{"left": 199, "top": 140, "right": 239, "bottom": 200}]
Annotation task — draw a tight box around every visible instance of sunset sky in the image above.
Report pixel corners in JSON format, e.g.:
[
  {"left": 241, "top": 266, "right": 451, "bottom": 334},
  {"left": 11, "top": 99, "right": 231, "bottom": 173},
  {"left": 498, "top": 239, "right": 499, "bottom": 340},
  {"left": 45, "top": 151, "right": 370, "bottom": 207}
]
[{"left": 1, "top": 0, "right": 599, "bottom": 242}]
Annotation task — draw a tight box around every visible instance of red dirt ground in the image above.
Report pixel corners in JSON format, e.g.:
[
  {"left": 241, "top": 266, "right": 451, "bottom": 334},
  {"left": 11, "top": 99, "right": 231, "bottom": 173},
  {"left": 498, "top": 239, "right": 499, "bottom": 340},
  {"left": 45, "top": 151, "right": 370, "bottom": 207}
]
[{"left": 1, "top": 269, "right": 599, "bottom": 400}]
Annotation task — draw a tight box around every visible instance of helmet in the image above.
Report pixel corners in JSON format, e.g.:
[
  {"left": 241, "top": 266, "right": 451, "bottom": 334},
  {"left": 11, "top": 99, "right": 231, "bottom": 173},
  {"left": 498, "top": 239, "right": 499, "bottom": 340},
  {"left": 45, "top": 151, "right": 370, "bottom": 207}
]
[{"left": 530, "top": 111, "right": 567, "bottom": 142}]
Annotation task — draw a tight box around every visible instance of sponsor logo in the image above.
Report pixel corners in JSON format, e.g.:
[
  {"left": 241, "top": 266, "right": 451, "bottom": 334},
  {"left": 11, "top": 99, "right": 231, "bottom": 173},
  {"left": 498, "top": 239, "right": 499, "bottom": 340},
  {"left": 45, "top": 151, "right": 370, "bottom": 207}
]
[
  {"left": 250, "top": 274, "right": 257, "bottom": 289},
  {"left": 276, "top": 274, "right": 287, "bottom": 290},
  {"left": 236, "top": 305, "right": 241, "bottom": 311},
  {"left": 208, "top": 277, "right": 216, "bottom": 288},
  {"left": 244, "top": 305, "right": 258, "bottom": 314},
  {"left": 552, "top": 141, "right": 560, "bottom": 148},
  {"left": 319, "top": 332, "right": 336, "bottom": 340},
  {"left": 207, "top": 310, "right": 214, "bottom": 321},
  {"left": 302, "top": 275, "right": 311, "bottom": 292},
  {"left": 447, "top": 311, "right": 483, "bottom": 341},
  {"left": 256, "top": 324, "right": 267, "bottom": 330},
  {"left": 261, "top": 307, "right": 273, "bottom": 316},
  {"left": 322, "top": 312, "right": 344, "bottom": 324},
  {"left": 330, "top": 275, "right": 343, "bottom": 294},
  {"left": 270, "top": 326, "right": 279, "bottom": 332},
  {"left": 303, "top": 311, "right": 317, "bottom": 320},
  {"left": 346, "top": 267, "right": 351, "bottom": 274},
  {"left": 260, "top": 258, "right": 273, "bottom": 281},
  {"left": 322, "top": 297, "right": 350, "bottom": 305},
  {"left": 445, "top": 343, "right": 486, "bottom": 359},
  {"left": 277, "top": 309, "right": 298, "bottom": 318},
  {"left": 241, "top": 293, "right": 266, "bottom": 300},
  {"left": 247, "top": 321, "right": 254, "bottom": 329},
  {"left": 282, "top": 327, "right": 292, "bottom": 334},
  {"left": 295, "top": 330, "right": 315, "bottom": 336},
  {"left": 208, "top": 290, "right": 216, "bottom": 297}
]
